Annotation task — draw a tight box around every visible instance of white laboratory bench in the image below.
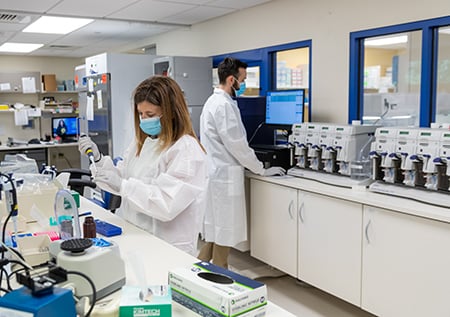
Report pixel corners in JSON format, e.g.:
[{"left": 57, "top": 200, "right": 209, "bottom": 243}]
[
  {"left": 80, "top": 198, "right": 296, "bottom": 317},
  {"left": 245, "top": 171, "right": 450, "bottom": 317},
  {"left": 0, "top": 142, "right": 80, "bottom": 170}
]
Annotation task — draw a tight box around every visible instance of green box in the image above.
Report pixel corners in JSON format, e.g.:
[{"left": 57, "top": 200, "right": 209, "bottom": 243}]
[
  {"left": 70, "top": 190, "right": 80, "bottom": 208},
  {"left": 119, "top": 285, "right": 172, "bottom": 317}
]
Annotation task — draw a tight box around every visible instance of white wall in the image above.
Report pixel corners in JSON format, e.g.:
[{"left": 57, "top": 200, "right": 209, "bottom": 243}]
[{"left": 136, "top": 0, "right": 450, "bottom": 124}]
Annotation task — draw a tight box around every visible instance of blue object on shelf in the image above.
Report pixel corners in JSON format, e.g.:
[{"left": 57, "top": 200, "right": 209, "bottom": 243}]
[
  {"left": 94, "top": 219, "right": 122, "bottom": 237},
  {"left": 90, "top": 237, "right": 113, "bottom": 247},
  {"left": 0, "top": 287, "right": 76, "bottom": 317}
]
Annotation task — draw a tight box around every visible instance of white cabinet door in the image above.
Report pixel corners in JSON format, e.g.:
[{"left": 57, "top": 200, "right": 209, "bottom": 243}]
[
  {"left": 250, "top": 179, "right": 298, "bottom": 276},
  {"left": 362, "top": 206, "right": 450, "bottom": 317},
  {"left": 297, "top": 192, "right": 363, "bottom": 306}
]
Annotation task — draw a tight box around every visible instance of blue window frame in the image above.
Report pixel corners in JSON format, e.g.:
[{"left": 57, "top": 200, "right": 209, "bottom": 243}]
[
  {"left": 212, "top": 40, "right": 312, "bottom": 121},
  {"left": 349, "top": 15, "right": 450, "bottom": 127}
]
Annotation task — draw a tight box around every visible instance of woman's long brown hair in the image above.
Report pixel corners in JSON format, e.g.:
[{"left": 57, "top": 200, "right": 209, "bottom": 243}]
[{"left": 132, "top": 75, "right": 205, "bottom": 155}]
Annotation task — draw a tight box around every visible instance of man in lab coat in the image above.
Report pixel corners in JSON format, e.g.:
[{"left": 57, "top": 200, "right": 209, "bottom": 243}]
[{"left": 198, "top": 57, "right": 285, "bottom": 268}]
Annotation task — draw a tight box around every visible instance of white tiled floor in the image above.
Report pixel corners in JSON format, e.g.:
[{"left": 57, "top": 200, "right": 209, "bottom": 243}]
[{"left": 228, "top": 249, "right": 377, "bottom": 317}]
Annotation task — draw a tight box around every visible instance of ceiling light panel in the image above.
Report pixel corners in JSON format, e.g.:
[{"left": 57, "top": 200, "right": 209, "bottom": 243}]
[
  {"left": 22, "top": 16, "right": 94, "bottom": 34},
  {"left": 0, "top": 42, "right": 44, "bottom": 53},
  {"left": 365, "top": 35, "right": 408, "bottom": 46}
]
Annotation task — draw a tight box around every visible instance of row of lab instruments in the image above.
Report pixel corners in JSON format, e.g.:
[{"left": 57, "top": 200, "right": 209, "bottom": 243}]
[
  {"left": 369, "top": 127, "right": 450, "bottom": 192},
  {"left": 287, "top": 122, "right": 450, "bottom": 201},
  {"left": 288, "top": 122, "right": 377, "bottom": 186}
]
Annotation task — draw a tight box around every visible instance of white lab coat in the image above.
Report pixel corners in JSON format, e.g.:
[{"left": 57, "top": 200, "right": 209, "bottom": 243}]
[
  {"left": 98, "top": 135, "right": 207, "bottom": 256},
  {"left": 200, "top": 88, "right": 264, "bottom": 247}
]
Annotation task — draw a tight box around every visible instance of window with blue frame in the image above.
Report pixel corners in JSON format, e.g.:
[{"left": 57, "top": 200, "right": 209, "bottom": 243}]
[
  {"left": 212, "top": 40, "right": 312, "bottom": 122},
  {"left": 349, "top": 15, "right": 450, "bottom": 127},
  {"left": 436, "top": 25, "right": 450, "bottom": 124}
]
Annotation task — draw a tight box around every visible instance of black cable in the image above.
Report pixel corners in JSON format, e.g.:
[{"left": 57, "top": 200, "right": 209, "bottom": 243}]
[
  {"left": 7, "top": 266, "right": 27, "bottom": 280},
  {"left": 0, "top": 172, "right": 18, "bottom": 291},
  {"left": 0, "top": 245, "right": 26, "bottom": 262},
  {"left": 248, "top": 121, "right": 264, "bottom": 145},
  {"left": 67, "top": 271, "right": 97, "bottom": 317},
  {"left": 1, "top": 268, "right": 12, "bottom": 291},
  {"left": 0, "top": 287, "right": 9, "bottom": 294}
]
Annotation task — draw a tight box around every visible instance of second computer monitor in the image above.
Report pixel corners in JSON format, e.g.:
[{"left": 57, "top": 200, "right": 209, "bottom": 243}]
[{"left": 265, "top": 89, "right": 305, "bottom": 127}]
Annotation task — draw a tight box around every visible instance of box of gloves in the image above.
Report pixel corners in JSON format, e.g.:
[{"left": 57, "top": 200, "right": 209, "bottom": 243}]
[
  {"left": 168, "top": 262, "right": 267, "bottom": 317},
  {"left": 119, "top": 285, "right": 172, "bottom": 317}
]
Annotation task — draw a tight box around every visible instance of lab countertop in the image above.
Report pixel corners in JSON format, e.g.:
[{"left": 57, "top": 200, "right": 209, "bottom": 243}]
[
  {"left": 81, "top": 198, "right": 296, "bottom": 317},
  {"left": 0, "top": 142, "right": 78, "bottom": 151},
  {"left": 246, "top": 171, "right": 450, "bottom": 224}
]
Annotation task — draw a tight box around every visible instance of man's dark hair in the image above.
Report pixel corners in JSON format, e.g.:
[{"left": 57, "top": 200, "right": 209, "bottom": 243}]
[{"left": 217, "top": 57, "right": 248, "bottom": 84}]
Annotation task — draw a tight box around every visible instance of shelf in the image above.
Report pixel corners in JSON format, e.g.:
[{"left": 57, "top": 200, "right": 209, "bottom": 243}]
[
  {"left": 0, "top": 90, "right": 78, "bottom": 94},
  {"left": 41, "top": 91, "right": 78, "bottom": 94}
]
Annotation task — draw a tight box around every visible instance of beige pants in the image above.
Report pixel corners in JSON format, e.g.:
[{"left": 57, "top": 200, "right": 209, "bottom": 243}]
[{"left": 198, "top": 242, "right": 231, "bottom": 269}]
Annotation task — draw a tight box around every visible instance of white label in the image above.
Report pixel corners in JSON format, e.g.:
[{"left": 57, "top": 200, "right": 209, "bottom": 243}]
[{"left": 0, "top": 307, "right": 33, "bottom": 317}]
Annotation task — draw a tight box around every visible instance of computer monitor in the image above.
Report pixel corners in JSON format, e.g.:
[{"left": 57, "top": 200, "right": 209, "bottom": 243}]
[
  {"left": 265, "top": 89, "right": 305, "bottom": 127},
  {"left": 52, "top": 117, "right": 79, "bottom": 139}
]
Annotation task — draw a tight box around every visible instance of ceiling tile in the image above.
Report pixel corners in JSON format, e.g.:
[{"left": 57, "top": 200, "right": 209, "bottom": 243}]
[
  {"left": 161, "top": 5, "right": 233, "bottom": 24},
  {"left": 47, "top": 0, "right": 140, "bottom": 18},
  {"left": 107, "top": 0, "right": 194, "bottom": 23},
  {"left": 207, "top": 0, "right": 271, "bottom": 10},
  {"left": 0, "top": 0, "right": 61, "bottom": 13},
  {"left": 7, "top": 32, "right": 62, "bottom": 44}
]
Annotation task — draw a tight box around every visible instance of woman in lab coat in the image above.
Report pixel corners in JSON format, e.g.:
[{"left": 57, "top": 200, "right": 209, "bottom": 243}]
[{"left": 79, "top": 76, "right": 207, "bottom": 256}]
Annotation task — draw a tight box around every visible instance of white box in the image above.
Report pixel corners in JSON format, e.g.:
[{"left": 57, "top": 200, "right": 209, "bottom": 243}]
[{"left": 168, "top": 262, "right": 267, "bottom": 317}]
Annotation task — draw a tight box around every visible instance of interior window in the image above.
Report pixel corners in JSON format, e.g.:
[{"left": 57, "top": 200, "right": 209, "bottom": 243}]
[
  {"left": 362, "top": 31, "right": 422, "bottom": 126},
  {"left": 436, "top": 26, "right": 450, "bottom": 125},
  {"left": 275, "top": 47, "right": 309, "bottom": 91},
  {"left": 275, "top": 47, "right": 310, "bottom": 121}
]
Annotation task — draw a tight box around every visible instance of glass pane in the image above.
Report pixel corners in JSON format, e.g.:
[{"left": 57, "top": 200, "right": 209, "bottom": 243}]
[
  {"left": 243, "top": 66, "right": 260, "bottom": 96},
  {"left": 275, "top": 47, "right": 310, "bottom": 121},
  {"left": 276, "top": 47, "right": 309, "bottom": 90},
  {"left": 436, "top": 26, "right": 450, "bottom": 125},
  {"left": 212, "top": 66, "right": 260, "bottom": 96},
  {"left": 362, "top": 31, "right": 422, "bottom": 127}
]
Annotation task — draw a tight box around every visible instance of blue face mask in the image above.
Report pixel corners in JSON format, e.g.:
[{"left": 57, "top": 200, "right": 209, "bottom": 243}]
[
  {"left": 234, "top": 77, "right": 246, "bottom": 96},
  {"left": 139, "top": 117, "right": 161, "bottom": 136}
]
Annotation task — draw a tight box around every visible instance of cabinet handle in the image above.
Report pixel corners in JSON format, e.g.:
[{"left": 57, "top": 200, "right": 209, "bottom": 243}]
[
  {"left": 298, "top": 202, "right": 305, "bottom": 223},
  {"left": 288, "top": 200, "right": 294, "bottom": 220},
  {"left": 365, "top": 220, "right": 372, "bottom": 244}
]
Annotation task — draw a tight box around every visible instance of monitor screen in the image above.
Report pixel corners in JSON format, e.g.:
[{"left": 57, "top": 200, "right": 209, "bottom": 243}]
[
  {"left": 52, "top": 117, "right": 79, "bottom": 138},
  {"left": 265, "top": 89, "right": 305, "bottom": 126}
]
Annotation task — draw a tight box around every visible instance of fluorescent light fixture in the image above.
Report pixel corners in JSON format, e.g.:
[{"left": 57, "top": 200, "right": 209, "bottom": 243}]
[
  {"left": 438, "top": 28, "right": 450, "bottom": 35},
  {"left": 0, "top": 42, "right": 44, "bottom": 53},
  {"left": 365, "top": 35, "right": 408, "bottom": 46},
  {"left": 391, "top": 115, "right": 412, "bottom": 119},
  {"left": 23, "top": 16, "right": 93, "bottom": 34},
  {"left": 363, "top": 116, "right": 381, "bottom": 121}
]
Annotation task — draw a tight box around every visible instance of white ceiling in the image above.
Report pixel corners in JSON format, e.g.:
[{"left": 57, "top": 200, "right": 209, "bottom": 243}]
[{"left": 0, "top": 0, "right": 271, "bottom": 58}]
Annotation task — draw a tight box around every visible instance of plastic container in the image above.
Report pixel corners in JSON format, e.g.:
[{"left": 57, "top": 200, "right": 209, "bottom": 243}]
[
  {"left": 83, "top": 216, "right": 97, "bottom": 238},
  {"left": 350, "top": 159, "right": 372, "bottom": 180},
  {"left": 54, "top": 189, "right": 81, "bottom": 240}
]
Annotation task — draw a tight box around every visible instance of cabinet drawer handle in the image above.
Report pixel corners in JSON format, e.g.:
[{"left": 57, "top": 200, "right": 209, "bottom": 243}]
[
  {"left": 288, "top": 200, "right": 294, "bottom": 220},
  {"left": 298, "top": 202, "right": 305, "bottom": 223},
  {"left": 365, "top": 220, "right": 372, "bottom": 244}
]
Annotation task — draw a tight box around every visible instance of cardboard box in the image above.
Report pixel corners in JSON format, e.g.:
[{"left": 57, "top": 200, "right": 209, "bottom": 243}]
[
  {"left": 168, "top": 262, "right": 267, "bottom": 317},
  {"left": 119, "top": 285, "right": 172, "bottom": 317},
  {"left": 42, "top": 74, "right": 57, "bottom": 92}
]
